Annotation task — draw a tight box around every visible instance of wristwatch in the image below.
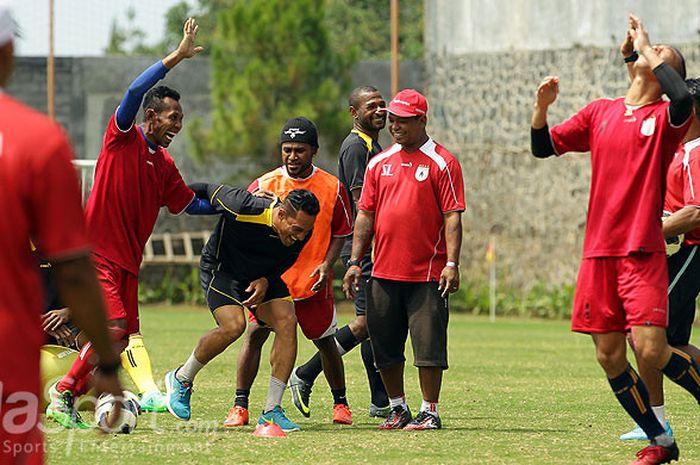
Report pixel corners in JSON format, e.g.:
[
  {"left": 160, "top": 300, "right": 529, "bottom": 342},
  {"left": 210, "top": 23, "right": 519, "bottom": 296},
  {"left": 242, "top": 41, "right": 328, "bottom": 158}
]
[{"left": 346, "top": 259, "right": 361, "bottom": 268}]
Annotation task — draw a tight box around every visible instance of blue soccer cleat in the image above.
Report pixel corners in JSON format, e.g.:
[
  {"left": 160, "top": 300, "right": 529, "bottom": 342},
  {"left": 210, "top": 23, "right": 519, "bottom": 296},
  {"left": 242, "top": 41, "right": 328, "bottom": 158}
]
[
  {"left": 620, "top": 421, "right": 673, "bottom": 441},
  {"left": 258, "top": 406, "right": 301, "bottom": 433},
  {"left": 164, "top": 368, "right": 192, "bottom": 421}
]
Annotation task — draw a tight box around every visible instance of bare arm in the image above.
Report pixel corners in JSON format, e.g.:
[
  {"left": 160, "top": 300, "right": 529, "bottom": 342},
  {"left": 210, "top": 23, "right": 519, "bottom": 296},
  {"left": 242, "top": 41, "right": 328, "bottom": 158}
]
[
  {"left": 438, "top": 211, "right": 463, "bottom": 297},
  {"left": 310, "top": 236, "right": 345, "bottom": 292},
  {"left": 342, "top": 210, "right": 375, "bottom": 299},
  {"left": 663, "top": 207, "right": 700, "bottom": 238}
]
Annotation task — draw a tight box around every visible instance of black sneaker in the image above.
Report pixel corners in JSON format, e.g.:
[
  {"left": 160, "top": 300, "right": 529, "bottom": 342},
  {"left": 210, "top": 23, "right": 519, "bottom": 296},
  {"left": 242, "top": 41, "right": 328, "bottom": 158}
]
[
  {"left": 288, "top": 368, "right": 312, "bottom": 418},
  {"left": 378, "top": 405, "right": 412, "bottom": 430},
  {"left": 403, "top": 410, "right": 441, "bottom": 430}
]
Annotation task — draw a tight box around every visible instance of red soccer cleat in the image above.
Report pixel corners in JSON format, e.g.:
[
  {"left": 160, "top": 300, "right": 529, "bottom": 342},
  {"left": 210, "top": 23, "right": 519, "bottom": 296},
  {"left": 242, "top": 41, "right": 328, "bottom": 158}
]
[
  {"left": 332, "top": 403, "right": 353, "bottom": 425},
  {"left": 223, "top": 405, "right": 249, "bottom": 427},
  {"left": 378, "top": 406, "right": 412, "bottom": 430},
  {"left": 628, "top": 443, "right": 679, "bottom": 465}
]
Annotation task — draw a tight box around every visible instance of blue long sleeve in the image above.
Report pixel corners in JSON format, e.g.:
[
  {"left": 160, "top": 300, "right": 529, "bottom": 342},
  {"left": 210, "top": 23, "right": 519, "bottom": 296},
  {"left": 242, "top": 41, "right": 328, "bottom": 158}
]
[
  {"left": 115, "top": 61, "right": 169, "bottom": 131},
  {"left": 185, "top": 197, "right": 218, "bottom": 215}
]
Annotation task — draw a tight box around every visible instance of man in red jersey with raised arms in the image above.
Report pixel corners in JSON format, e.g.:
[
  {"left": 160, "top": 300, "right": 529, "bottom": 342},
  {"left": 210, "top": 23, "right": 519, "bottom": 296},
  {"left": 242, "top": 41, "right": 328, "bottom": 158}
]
[
  {"left": 46, "top": 18, "right": 210, "bottom": 427},
  {"left": 343, "top": 89, "right": 465, "bottom": 431},
  {"left": 0, "top": 4, "right": 121, "bottom": 463},
  {"left": 531, "top": 15, "right": 700, "bottom": 465}
]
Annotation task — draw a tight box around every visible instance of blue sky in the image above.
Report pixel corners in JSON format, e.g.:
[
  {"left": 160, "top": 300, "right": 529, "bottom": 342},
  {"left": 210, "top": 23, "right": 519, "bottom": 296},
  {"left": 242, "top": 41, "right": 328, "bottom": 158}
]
[{"left": 12, "top": 0, "right": 186, "bottom": 56}]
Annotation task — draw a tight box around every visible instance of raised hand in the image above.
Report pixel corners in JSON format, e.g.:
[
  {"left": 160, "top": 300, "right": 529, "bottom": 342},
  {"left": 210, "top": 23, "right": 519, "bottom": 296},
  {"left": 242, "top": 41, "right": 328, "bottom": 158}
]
[
  {"left": 620, "top": 26, "right": 634, "bottom": 57},
  {"left": 536, "top": 76, "right": 559, "bottom": 108},
  {"left": 629, "top": 15, "right": 651, "bottom": 54},
  {"left": 177, "top": 17, "right": 204, "bottom": 58}
]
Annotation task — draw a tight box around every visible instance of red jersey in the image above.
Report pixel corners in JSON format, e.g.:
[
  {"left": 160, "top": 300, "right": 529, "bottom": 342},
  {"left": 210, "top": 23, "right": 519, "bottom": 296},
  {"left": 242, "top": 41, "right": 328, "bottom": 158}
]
[
  {"left": 0, "top": 94, "right": 89, "bottom": 395},
  {"left": 551, "top": 98, "right": 690, "bottom": 257},
  {"left": 359, "top": 138, "right": 465, "bottom": 282},
  {"left": 664, "top": 137, "right": 700, "bottom": 245},
  {"left": 85, "top": 113, "right": 194, "bottom": 274},
  {"left": 249, "top": 166, "right": 352, "bottom": 299}
]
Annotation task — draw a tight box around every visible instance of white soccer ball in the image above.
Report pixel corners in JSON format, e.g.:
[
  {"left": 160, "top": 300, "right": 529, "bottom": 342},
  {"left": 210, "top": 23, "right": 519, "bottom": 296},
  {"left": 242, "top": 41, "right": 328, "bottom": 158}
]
[{"left": 95, "top": 391, "right": 139, "bottom": 434}]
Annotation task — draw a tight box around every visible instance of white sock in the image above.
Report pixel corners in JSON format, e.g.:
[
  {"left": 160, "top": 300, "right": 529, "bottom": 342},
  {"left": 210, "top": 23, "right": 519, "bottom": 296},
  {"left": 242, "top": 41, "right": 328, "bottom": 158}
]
[
  {"left": 420, "top": 399, "right": 438, "bottom": 417},
  {"left": 652, "top": 405, "right": 666, "bottom": 424},
  {"left": 389, "top": 395, "right": 407, "bottom": 410},
  {"left": 176, "top": 352, "right": 205, "bottom": 382},
  {"left": 264, "top": 376, "right": 286, "bottom": 413}
]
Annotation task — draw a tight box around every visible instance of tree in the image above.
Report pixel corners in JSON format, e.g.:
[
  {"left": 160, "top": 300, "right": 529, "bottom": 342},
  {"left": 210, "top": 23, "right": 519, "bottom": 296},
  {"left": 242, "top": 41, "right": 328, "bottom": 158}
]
[{"left": 192, "top": 0, "right": 356, "bottom": 161}]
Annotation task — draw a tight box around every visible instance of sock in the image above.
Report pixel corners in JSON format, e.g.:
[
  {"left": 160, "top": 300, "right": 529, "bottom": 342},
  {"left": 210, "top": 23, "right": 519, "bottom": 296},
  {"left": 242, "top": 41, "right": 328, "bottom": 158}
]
[
  {"left": 652, "top": 405, "right": 666, "bottom": 424},
  {"left": 332, "top": 388, "right": 348, "bottom": 406},
  {"left": 296, "top": 325, "right": 360, "bottom": 383},
  {"left": 235, "top": 389, "right": 250, "bottom": 409},
  {"left": 57, "top": 326, "right": 127, "bottom": 397},
  {"left": 361, "top": 339, "right": 388, "bottom": 407},
  {"left": 57, "top": 342, "right": 96, "bottom": 395},
  {"left": 420, "top": 399, "right": 438, "bottom": 417},
  {"left": 388, "top": 395, "right": 407, "bottom": 411},
  {"left": 120, "top": 334, "right": 160, "bottom": 395},
  {"left": 608, "top": 365, "right": 664, "bottom": 440},
  {"left": 662, "top": 348, "right": 700, "bottom": 404},
  {"left": 264, "top": 376, "right": 287, "bottom": 413},
  {"left": 177, "top": 352, "right": 205, "bottom": 382}
]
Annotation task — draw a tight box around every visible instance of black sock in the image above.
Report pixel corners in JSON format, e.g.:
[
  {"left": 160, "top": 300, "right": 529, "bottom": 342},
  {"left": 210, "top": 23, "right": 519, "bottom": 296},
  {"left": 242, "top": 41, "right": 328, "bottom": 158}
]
[
  {"left": 234, "top": 389, "right": 249, "bottom": 409},
  {"left": 332, "top": 388, "right": 348, "bottom": 406},
  {"left": 296, "top": 325, "right": 360, "bottom": 383},
  {"left": 362, "top": 339, "right": 388, "bottom": 406},
  {"left": 608, "top": 365, "right": 664, "bottom": 439},
  {"left": 662, "top": 348, "right": 700, "bottom": 403}
]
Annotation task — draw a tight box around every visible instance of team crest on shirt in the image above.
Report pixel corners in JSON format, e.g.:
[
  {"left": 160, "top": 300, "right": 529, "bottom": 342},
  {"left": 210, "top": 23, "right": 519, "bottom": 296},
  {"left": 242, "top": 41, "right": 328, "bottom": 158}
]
[
  {"left": 415, "top": 164, "right": 429, "bottom": 182},
  {"left": 640, "top": 117, "right": 656, "bottom": 136}
]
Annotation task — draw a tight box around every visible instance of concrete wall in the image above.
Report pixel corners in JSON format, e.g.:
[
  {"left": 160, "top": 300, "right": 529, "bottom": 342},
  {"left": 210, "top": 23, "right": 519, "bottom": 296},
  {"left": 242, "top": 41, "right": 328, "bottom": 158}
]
[
  {"left": 424, "top": 25, "right": 700, "bottom": 289},
  {"left": 426, "top": 0, "right": 700, "bottom": 53}
]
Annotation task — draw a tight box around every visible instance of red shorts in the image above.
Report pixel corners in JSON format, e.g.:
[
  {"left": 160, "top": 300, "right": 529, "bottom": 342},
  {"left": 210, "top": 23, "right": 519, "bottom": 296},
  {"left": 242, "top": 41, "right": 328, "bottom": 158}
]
[
  {"left": 248, "top": 289, "right": 337, "bottom": 340},
  {"left": 572, "top": 253, "right": 668, "bottom": 333},
  {"left": 0, "top": 400, "right": 43, "bottom": 465},
  {"left": 92, "top": 254, "right": 140, "bottom": 334}
]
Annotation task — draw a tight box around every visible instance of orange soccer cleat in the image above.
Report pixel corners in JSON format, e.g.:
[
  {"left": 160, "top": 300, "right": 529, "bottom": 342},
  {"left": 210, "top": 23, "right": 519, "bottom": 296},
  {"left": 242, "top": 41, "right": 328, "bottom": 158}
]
[
  {"left": 223, "top": 405, "right": 249, "bottom": 427},
  {"left": 332, "top": 403, "right": 353, "bottom": 425}
]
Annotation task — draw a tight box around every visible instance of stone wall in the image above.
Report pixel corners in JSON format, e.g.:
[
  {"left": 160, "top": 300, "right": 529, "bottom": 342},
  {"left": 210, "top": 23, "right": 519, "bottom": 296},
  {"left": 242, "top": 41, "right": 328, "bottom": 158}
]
[{"left": 426, "top": 45, "right": 700, "bottom": 289}]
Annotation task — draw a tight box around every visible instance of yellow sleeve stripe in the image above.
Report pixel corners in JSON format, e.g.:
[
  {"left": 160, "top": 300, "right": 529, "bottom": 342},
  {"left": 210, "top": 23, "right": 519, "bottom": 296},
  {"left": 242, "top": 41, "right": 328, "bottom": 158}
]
[
  {"left": 210, "top": 185, "right": 225, "bottom": 204},
  {"left": 352, "top": 129, "right": 373, "bottom": 152}
]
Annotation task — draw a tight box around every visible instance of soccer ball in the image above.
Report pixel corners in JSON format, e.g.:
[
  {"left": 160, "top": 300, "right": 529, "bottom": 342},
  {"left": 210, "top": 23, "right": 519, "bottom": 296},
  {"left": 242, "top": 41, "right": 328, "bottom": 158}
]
[
  {"left": 662, "top": 211, "right": 684, "bottom": 256},
  {"left": 95, "top": 391, "right": 140, "bottom": 434}
]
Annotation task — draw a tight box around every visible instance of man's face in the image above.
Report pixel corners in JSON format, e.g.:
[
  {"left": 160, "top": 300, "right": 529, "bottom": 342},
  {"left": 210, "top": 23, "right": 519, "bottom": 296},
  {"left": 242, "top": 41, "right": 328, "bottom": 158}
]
[
  {"left": 635, "top": 44, "right": 684, "bottom": 77},
  {"left": 146, "top": 97, "right": 183, "bottom": 147},
  {"left": 388, "top": 113, "right": 426, "bottom": 147},
  {"left": 276, "top": 208, "right": 316, "bottom": 246},
  {"left": 281, "top": 142, "right": 315, "bottom": 178},
  {"left": 352, "top": 91, "right": 386, "bottom": 132}
]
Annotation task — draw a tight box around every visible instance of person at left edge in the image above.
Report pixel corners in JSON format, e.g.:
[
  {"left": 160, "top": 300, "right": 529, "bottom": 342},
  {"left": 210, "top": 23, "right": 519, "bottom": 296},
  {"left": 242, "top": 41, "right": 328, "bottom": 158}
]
[{"left": 46, "top": 17, "right": 213, "bottom": 426}]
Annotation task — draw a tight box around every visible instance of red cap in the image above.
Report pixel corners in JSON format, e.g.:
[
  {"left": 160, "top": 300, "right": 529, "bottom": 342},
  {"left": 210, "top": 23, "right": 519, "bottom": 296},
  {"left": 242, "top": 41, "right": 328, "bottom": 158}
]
[{"left": 383, "top": 89, "right": 428, "bottom": 117}]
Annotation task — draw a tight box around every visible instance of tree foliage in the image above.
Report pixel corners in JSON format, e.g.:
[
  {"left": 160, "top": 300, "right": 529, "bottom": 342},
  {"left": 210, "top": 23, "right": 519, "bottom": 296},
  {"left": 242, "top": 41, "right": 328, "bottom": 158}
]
[{"left": 192, "top": 0, "right": 356, "bottom": 161}]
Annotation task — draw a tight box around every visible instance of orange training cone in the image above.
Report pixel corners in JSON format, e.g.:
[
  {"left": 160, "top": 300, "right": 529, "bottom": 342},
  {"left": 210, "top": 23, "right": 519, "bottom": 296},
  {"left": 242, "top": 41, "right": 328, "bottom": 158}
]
[{"left": 252, "top": 423, "right": 287, "bottom": 437}]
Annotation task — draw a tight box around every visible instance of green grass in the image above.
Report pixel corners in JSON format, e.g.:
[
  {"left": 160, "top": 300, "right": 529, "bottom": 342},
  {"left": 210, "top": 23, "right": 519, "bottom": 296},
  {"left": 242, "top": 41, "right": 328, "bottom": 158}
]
[{"left": 46, "top": 305, "right": 700, "bottom": 465}]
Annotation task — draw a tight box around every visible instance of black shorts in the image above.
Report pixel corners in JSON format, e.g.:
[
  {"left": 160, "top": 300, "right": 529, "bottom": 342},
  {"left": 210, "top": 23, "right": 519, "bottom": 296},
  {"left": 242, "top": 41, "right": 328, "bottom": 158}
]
[
  {"left": 200, "top": 268, "right": 291, "bottom": 314},
  {"left": 366, "top": 278, "right": 449, "bottom": 369},
  {"left": 341, "top": 254, "right": 372, "bottom": 316},
  {"left": 667, "top": 245, "right": 700, "bottom": 346}
]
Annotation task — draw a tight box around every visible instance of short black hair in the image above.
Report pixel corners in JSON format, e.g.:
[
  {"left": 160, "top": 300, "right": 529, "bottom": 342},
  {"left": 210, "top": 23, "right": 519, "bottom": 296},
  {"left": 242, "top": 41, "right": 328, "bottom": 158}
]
[
  {"left": 686, "top": 78, "right": 700, "bottom": 111},
  {"left": 283, "top": 189, "right": 320, "bottom": 216},
  {"left": 349, "top": 85, "right": 380, "bottom": 108},
  {"left": 143, "top": 85, "right": 181, "bottom": 113},
  {"left": 671, "top": 46, "right": 687, "bottom": 80}
]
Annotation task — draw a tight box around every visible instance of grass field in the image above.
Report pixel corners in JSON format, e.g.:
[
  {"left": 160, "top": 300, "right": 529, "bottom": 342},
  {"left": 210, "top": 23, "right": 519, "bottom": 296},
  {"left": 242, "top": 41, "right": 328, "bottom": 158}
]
[{"left": 45, "top": 305, "right": 700, "bottom": 465}]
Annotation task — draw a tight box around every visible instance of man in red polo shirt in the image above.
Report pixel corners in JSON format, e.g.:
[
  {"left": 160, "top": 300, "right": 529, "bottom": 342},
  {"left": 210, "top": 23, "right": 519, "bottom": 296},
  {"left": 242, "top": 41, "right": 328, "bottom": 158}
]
[
  {"left": 0, "top": 5, "right": 122, "bottom": 463},
  {"left": 46, "top": 18, "right": 208, "bottom": 427},
  {"left": 343, "top": 89, "right": 465, "bottom": 431},
  {"left": 531, "top": 15, "right": 700, "bottom": 465}
]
